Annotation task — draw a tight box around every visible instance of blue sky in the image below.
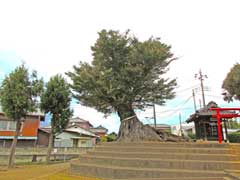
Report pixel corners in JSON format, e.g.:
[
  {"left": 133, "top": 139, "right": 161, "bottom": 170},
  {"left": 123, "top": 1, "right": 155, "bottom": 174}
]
[
  {"left": 0, "top": 50, "right": 21, "bottom": 79},
  {"left": 1, "top": 0, "right": 240, "bottom": 133}
]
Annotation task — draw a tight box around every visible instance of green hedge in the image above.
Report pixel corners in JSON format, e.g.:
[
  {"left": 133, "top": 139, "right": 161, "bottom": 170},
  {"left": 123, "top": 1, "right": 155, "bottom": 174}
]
[
  {"left": 228, "top": 132, "right": 240, "bottom": 143},
  {"left": 187, "top": 132, "right": 196, "bottom": 140}
]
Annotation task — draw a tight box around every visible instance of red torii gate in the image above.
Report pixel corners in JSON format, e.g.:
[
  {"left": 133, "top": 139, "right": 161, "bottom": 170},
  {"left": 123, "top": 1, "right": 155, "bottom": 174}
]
[{"left": 210, "top": 108, "right": 240, "bottom": 144}]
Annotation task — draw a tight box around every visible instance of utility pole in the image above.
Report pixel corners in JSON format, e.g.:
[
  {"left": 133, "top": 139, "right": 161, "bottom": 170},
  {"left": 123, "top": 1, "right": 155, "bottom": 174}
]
[
  {"left": 179, "top": 113, "right": 183, "bottom": 136},
  {"left": 195, "top": 69, "right": 207, "bottom": 108},
  {"left": 153, "top": 104, "right": 156, "bottom": 129},
  {"left": 192, "top": 89, "right": 197, "bottom": 112}
]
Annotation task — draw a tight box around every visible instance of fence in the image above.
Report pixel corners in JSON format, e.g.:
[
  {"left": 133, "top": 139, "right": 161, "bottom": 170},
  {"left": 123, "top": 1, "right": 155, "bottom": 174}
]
[{"left": 0, "top": 147, "right": 93, "bottom": 165}]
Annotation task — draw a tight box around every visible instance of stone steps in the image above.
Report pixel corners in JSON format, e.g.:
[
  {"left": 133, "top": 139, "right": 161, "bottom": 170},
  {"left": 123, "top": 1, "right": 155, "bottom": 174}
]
[
  {"left": 70, "top": 142, "right": 240, "bottom": 179},
  {"left": 99, "top": 142, "right": 230, "bottom": 148},
  {"left": 70, "top": 163, "right": 225, "bottom": 179},
  {"left": 87, "top": 150, "right": 240, "bottom": 161},
  {"left": 107, "top": 178, "right": 227, "bottom": 180},
  {"left": 95, "top": 146, "right": 231, "bottom": 154},
  {"left": 78, "top": 155, "right": 240, "bottom": 171}
]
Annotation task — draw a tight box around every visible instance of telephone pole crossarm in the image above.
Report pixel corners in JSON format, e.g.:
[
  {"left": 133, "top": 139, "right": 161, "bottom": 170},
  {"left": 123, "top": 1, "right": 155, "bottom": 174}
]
[{"left": 195, "top": 69, "right": 207, "bottom": 108}]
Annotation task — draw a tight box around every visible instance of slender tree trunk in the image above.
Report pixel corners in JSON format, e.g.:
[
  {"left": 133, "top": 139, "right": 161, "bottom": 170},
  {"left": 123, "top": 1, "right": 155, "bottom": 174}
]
[
  {"left": 46, "top": 130, "right": 54, "bottom": 163},
  {"left": 117, "top": 105, "right": 162, "bottom": 142},
  {"left": 8, "top": 120, "right": 21, "bottom": 168}
]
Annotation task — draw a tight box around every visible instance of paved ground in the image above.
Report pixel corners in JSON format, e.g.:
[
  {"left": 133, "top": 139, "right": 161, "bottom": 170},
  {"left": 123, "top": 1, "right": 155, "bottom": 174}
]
[{"left": 0, "top": 163, "right": 102, "bottom": 180}]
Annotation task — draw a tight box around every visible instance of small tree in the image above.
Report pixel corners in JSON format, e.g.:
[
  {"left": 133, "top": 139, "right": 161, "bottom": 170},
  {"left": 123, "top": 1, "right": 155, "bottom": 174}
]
[
  {"left": 0, "top": 65, "right": 43, "bottom": 168},
  {"left": 67, "top": 30, "right": 177, "bottom": 141},
  {"left": 40, "top": 74, "right": 72, "bottom": 163},
  {"left": 107, "top": 132, "right": 117, "bottom": 142}
]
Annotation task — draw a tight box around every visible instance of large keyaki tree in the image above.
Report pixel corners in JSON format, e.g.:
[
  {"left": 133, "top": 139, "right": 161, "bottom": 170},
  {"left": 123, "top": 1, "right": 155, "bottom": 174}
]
[
  {"left": 0, "top": 65, "right": 43, "bottom": 168},
  {"left": 67, "top": 30, "right": 177, "bottom": 141},
  {"left": 40, "top": 74, "right": 72, "bottom": 163}
]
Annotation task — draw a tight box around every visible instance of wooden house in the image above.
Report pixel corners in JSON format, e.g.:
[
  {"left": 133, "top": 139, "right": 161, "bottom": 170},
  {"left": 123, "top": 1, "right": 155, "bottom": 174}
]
[
  {"left": 54, "top": 127, "right": 96, "bottom": 148},
  {"left": 0, "top": 109, "right": 45, "bottom": 147}
]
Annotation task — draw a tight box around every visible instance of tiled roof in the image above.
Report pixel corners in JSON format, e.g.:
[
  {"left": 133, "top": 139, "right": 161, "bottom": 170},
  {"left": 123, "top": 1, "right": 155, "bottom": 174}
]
[
  {"left": 90, "top": 125, "right": 108, "bottom": 133},
  {"left": 65, "top": 127, "right": 96, "bottom": 137},
  {"left": 69, "top": 117, "right": 88, "bottom": 123},
  {"left": 186, "top": 101, "right": 237, "bottom": 123},
  {"left": 38, "top": 127, "right": 51, "bottom": 133}
]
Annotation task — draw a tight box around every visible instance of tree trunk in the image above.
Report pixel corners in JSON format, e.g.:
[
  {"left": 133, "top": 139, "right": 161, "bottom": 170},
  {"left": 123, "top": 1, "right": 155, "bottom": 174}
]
[
  {"left": 46, "top": 130, "right": 54, "bottom": 163},
  {"left": 118, "top": 115, "right": 162, "bottom": 142},
  {"left": 117, "top": 105, "right": 187, "bottom": 142},
  {"left": 8, "top": 120, "right": 22, "bottom": 168},
  {"left": 117, "top": 105, "right": 162, "bottom": 142}
]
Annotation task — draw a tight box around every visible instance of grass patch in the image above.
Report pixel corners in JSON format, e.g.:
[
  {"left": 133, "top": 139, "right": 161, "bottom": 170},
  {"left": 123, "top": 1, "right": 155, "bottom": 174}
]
[{"left": 0, "top": 162, "right": 102, "bottom": 180}]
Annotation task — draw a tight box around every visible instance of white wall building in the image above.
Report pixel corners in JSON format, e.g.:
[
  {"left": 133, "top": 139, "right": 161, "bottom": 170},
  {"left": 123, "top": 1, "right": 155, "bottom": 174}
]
[{"left": 171, "top": 122, "right": 195, "bottom": 136}]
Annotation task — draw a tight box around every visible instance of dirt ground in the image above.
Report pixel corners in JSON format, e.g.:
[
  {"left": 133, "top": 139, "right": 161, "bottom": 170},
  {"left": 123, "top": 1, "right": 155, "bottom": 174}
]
[{"left": 0, "top": 163, "right": 102, "bottom": 180}]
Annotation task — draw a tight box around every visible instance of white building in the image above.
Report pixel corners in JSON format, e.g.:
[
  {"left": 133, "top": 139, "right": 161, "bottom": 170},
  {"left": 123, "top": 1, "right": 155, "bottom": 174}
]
[{"left": 171, "top": 122, "right": 195, "bottom": 136}]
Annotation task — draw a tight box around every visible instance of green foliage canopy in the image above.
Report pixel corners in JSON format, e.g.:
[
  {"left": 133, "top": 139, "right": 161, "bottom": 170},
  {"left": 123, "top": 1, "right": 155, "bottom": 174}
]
[
  {"left": 0, "top": 65, "right": 43, "bottom": 121},
  {"left": 222, "top": 63, "right": 240, "bottom": 102},
  {"left": 107, "top": 132, "right": 117, "bottom": 142},
  {"left": 67, "top": 30, "right": 177, "bottom": 119},
  {"left": 40, "top": 75, "right": 72, "bottom": 134}
]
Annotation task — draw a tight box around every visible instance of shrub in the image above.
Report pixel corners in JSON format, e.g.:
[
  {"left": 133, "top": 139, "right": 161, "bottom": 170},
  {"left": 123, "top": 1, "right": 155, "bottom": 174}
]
[
  {"left": 100, "top": 136, "right": 107, "bottom": 142},
  {"left": 187, "top": 132, "right": 196, "bottom": 140},
  {"left": 228, "top": 132, "right": 240, "bottom": 143},
  {"left": 106, "top": 133, "right": 117, "bottom": 142}
]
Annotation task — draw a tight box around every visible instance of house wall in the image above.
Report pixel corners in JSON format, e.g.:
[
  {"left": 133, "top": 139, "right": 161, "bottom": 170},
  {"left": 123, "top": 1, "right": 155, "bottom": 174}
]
[
  {"left": 77, "top": 138, "right": 93, "bottom": 148},
  {"left": 55, "top": 139, "right": 72, "bottom": 147},
  {"left": 0, "top": 115, "right": 40, "bottom": 137},
  {"left": 0, "top": 139, "right": 36, "bottom": 147},
  {"left": 171, "top": 123, "right": 195, "bottom": 136},
  {"left": 55, "top": 132, "right": 74, "bottom": 147},
  {"left": 54, "top": 132, "right": 94, "bottom": 148},
  {"left": 0, "top": 114, "right": 43, "bottom": 147},
  {"left": 92, "top": 137, "right": 96, "bottom": 145},
  {"left": 37, "top": 130, "right": 49, "bottom": 147}
]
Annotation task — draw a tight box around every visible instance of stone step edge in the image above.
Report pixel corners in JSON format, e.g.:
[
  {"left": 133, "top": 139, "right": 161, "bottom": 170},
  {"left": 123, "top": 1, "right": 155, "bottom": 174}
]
[
  {"left": 100, "top": 142, "right": 230, "bottom": 147},
  {"left": 95, "top": 146, "right": 230, "bottom": 151},
  {"left": 79, "top": 154, "right": 240, "bottom": 165},
  {"left": 70, "top": 162, "right": 226, "bottom": 175},
  {"left": 88, "top": 150, "right": 239, "bottom": 158},
  {"left": 104, "top": 177, "right": 227, "bottom": 180},
  {"left": 225, "top": 170, "right": 240, "bottom": 180}
]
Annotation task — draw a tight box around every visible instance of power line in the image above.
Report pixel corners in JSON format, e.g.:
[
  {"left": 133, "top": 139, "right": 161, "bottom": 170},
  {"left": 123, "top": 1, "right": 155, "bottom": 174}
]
[
  {"left": 144, "top": 107, "right": 193, "bottom": 115},
  {"left": 195, "top": 92, "right": 223, "bottom": 99},
  {"left": 147, "top": 96, "right": 193, "bottom": 119},
  {"left": 166, "top": 95, "right": 193, "bottom": 108},
  {"left": 161, "top": 97, "right": 192, "bottom": 117},
  {"left": 175, "top": 84, "right": 199, "bottom": 94}
]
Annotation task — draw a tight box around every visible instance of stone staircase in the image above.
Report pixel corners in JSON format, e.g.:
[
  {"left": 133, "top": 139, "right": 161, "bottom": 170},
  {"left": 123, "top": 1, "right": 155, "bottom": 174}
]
[{"left": 70, "top": 142, "right": 240, "bottom": 180}]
